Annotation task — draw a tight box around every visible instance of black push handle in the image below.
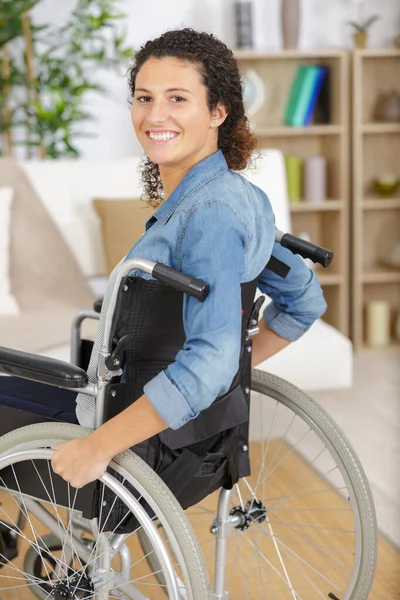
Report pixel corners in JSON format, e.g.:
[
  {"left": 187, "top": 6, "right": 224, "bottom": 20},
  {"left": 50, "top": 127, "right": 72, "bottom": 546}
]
[
  {"left": 152, "top": 263, "right": 210, "bottom": 302},
  {"left": 280, "top": 233, "right": 334, "bottom": 268}
]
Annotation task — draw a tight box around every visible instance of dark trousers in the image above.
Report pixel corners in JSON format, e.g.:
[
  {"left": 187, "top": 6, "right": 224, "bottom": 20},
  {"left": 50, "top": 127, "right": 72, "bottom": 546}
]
[{"left": 0, "top": 376, "right": 79, "bottom": 424}]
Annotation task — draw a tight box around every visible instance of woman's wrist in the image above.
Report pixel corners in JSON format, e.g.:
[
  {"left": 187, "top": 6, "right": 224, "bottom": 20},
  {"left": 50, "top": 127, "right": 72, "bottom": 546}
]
[
  {"left": 87, "top": 427, "right": 118, "bottom": 463},
  {"left": 85, "top": 394, "right": 169, "bottom": 462}
]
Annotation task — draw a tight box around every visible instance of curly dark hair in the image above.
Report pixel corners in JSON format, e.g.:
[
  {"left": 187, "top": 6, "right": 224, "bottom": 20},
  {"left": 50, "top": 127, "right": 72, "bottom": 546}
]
[{"left": 127, "top": 28, "right": 259, "bottom": 206}]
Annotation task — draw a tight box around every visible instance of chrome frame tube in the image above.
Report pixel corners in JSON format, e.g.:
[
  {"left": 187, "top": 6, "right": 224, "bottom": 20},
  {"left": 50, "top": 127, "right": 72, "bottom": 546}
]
[
  {"left": 76, "top": 382, "right": 98, "bottom": 396},
  {"left": 94, "top": 532, "right": 112, "bottom": 600},
  {"left": 116, "top": 540, "right": 132, "bottom": 583},
  {"left": 70, "top": 309, "right": 100, "bottom": 365},
  {"left": 100, "top": 259, "right": 156, "bottom": 355},
  {"left": 94, "top": 382, "right": 108, "bottom": 430},
  {"left": 213, "top": 487, "right": 234, "bottom": 599}
]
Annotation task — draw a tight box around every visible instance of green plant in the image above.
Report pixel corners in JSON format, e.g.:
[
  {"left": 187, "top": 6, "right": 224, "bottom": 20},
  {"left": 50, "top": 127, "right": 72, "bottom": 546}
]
[
  {"left": 0, "top": 0, "right": 40, "bottom": 45},
  {"left": 0, "top": 0, "right": 43, "bottom": 154},
  {"left": 0, "top": 0, "right": 134, "bottom": 158},
  {"left": 347, "top": 15, "right": 380, "bottom": 33}
]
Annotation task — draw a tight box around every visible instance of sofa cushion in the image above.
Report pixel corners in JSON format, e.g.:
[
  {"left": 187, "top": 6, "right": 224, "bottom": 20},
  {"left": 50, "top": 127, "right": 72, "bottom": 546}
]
[
  {"left": 243, "top": 150, "right": 292, "bottom": 233},
  {"left": 0, "top": 307, "right": 99, "bottom": 355},
  {"left": 256, "top": 319, "right": 353, "bottom": 390},
  {"left": 21, "top": 157, "right": 144, "bottom": 277},
  {"left": 93, "top": 198, "right": 154, "bottom": 275},
  {"left": 0, "top": 159, "right": 94, "bottom": 312},
  {"left": 0, "top": 309, "right": 80, "bottom": 354}
]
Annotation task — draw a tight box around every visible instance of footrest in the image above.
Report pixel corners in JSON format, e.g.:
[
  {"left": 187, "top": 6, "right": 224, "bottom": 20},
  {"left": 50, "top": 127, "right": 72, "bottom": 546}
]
[{"left": 0, "top": 346, "right": 89, "bottom": 389}]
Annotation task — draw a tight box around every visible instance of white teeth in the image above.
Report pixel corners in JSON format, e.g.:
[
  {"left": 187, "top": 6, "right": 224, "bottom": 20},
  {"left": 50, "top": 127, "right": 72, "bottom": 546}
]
[{"left": 148, "top": 131, "right": 177, "bottom": 141}]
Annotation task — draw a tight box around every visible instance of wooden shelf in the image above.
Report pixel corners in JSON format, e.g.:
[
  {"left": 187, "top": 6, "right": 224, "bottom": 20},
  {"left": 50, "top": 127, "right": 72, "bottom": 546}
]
[
  {"left": 351, "top": 50, "right": 400, "bottom": 349},
  {"left": 255, "top": 125, "right": 343, "bottom": 137},
  {"left": 235, "top": 51, "right": 350, "bottom": 336},
  {"left": 234, "top": 50, "right": 347, "bottom": 61},
  {"left": 362, "top": 269, "right": 400, "bottom": 284},
  {"left": 318, "top": 273, "right": 344, "bottom": 286},
  {"left": 354, "top": 49, "right": 400, "bottom": 58},
  {"left": 290, "top": 200, "right": 343, "bottom": 212},
  {"left": 360, "top": 341, "right": 400, "bottom": 353},
  {"left": 363, "top": 198, "right": 400, "bottom": 210},
  {"left": 362, "top": 123, "right": 400, "bottom": 134}
]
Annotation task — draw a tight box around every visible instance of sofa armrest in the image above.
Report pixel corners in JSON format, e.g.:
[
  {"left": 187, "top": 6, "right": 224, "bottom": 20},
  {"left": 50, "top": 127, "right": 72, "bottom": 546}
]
[{"left": 0, "top": 346, "right": 88, "bottom": 389}]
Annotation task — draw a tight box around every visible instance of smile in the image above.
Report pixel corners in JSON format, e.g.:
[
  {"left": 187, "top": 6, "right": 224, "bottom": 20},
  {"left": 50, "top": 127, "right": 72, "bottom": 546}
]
[{"left": 146, "top": 131, "right": 180, "bottom": 143}]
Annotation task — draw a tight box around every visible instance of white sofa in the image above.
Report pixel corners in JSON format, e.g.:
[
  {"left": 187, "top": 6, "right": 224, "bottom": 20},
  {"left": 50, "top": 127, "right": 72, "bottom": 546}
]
[{"left": 14, "top": 149, "right": 352, "bottom": 391}]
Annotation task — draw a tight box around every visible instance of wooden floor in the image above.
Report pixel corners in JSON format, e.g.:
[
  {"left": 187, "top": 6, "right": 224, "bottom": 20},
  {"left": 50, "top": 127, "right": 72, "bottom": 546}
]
[
  {"left": 186, "top": 441, "right": 400, "bottom": 599},
  {"left": 312, "top": 349, "right": 400, "bottom": 553},
  {"left": 0, "top": 440, "right": 399, "bottom": 599}
]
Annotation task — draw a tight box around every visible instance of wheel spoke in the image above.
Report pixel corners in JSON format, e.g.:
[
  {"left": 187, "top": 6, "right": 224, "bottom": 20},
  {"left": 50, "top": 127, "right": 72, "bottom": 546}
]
[
  {"left": 10, "top": 465, "right": 55, "bottom": 588},
  {"left": 185, "top": 373, "right": 376, "bottom": 598},
  {"left": 30, "top": 460, "right": 84, "bottom": 577}
]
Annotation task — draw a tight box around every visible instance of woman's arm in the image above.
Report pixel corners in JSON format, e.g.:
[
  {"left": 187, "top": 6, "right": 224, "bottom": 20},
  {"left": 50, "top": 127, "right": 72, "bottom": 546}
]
[
  {"left": 51, "top": 393, "right": 168, "bottom": 489},
  {"left": 251, "top": 318, "right": 291, "bottom": 367},
  {"left": 258, "top": 241, "right": 327, "bottom": 342},
  {"left": 51, "top": 200, "right": 254, "bottom": 486}
]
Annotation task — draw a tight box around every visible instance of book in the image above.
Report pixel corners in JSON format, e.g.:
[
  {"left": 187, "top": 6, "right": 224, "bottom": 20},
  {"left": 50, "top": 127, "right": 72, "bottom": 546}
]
[
  {"left": 303, "top": 66, "right": 327, "bottom": 125},
  {"left": 291, "top": 65, "right": 321, "bottom": 126},
  {"left": 284, "top": 65, "right": 308, "bottom": 125},
  {"left": 314, "top": 64, "right": 331, "bottom": 124}
]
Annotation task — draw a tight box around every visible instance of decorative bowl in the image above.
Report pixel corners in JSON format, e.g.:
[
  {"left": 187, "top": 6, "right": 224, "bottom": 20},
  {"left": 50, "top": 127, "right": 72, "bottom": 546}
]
[{"left": 374, "top": 176, "right": 400, "bottom": 197}]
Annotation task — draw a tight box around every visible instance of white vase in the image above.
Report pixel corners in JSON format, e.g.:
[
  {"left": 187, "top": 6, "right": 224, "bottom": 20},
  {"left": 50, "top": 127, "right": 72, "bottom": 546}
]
[
  {"left": 304, "top": 156, "right": 327, "bottom": 204},
  {"left": 281, "top": 0, "right": 300, "bottom": 50}
]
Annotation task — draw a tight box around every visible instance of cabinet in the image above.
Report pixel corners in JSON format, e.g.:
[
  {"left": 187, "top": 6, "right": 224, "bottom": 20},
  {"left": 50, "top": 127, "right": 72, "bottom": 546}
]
[
  {"left": 351, "top": 49, "right": 400, "bottom": 348},
  {"left": 235, "top": 51, "right": 350, "bottom": 336}
]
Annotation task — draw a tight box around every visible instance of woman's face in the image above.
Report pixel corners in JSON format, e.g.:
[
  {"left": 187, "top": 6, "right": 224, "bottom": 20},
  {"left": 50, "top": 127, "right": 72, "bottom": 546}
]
[{"left": 131, "top": 57, "right": 227, "bottom": 171}]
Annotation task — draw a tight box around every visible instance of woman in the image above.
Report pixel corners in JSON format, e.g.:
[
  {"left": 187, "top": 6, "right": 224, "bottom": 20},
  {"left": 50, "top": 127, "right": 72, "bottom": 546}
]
[{"left": 51, "top": 28, "right": 327, "bottom": 488}]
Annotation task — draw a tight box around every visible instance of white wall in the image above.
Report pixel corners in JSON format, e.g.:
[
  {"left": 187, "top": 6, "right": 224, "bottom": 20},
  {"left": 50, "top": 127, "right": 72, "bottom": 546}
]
[{"left": 31, "top": 0, "right": 400, "bottom": 159}]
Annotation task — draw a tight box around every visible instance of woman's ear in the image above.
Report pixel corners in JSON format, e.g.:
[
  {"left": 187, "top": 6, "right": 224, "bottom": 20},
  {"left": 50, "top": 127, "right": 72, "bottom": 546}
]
[{"left": 210, "top": 102, "right": 228, "bottom": 129}]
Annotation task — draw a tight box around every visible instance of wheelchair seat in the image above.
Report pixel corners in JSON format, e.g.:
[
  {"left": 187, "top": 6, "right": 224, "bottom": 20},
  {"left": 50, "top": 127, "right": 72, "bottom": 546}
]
[{"left": 0, "top": 376, "right": 78, "bottom": 424}]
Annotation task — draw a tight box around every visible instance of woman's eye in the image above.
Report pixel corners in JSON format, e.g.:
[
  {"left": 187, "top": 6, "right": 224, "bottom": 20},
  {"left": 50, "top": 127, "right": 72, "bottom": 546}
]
[
  {"left": 136, "top": 96, "right": 151, "bottom": 103},
  {"left": 172, "top": 96, "right": 186, "bottom": 103}
]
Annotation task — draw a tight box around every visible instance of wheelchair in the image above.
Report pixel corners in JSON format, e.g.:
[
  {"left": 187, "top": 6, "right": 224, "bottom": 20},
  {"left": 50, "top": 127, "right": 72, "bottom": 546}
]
[{"left": 0, "top": 231, "right": 377, "bottom": 600}]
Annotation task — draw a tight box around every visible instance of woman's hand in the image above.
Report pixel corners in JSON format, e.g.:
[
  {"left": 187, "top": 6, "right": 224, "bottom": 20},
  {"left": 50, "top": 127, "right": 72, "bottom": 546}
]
[
  {"left": 50, "top": 394, "right": 169, "bottom": 489},
  {"left": 51, "top": 437, "right": 111, "bottom": 489}
]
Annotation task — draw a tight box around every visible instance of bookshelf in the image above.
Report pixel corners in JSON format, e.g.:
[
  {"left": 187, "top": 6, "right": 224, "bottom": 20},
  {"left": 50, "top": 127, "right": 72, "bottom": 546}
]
[
  {"left": 351, "top": 49, "right": 400, "bottom": 349},
  {"left": 235, "top": 51, "right": 350, "bottom": 336}
]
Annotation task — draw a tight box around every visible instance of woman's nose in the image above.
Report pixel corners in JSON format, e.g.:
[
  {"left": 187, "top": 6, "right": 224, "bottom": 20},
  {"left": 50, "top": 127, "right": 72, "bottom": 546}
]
[{"left": 147, "top": 100, "right": 169, "bottom": 124}]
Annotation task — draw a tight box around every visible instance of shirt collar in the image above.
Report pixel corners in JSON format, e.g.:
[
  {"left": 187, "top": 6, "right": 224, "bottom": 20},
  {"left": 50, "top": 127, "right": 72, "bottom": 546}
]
[{"left": 149, "top": 150, "right": 228, "bottom": 226}]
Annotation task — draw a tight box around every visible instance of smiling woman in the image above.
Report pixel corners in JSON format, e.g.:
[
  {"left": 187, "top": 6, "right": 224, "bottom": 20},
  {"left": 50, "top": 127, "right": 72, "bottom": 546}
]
[
  {"left": 49, "top": 28, "right": 326, "bottom": 509},
  {"left": 127, "top": 28, "right": 259, "bottom": 205},
  {"left": 130, "top": 56, "right": 228, "bottom": 198}
]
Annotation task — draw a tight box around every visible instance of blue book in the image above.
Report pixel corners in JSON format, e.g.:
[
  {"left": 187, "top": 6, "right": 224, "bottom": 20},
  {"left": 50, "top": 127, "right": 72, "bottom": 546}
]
[
  {"left": 303, "top": 66, "right": 327, "bottom": 125},
  {"left": 291, "top": 66, "right": 321, "bottom": 127}
]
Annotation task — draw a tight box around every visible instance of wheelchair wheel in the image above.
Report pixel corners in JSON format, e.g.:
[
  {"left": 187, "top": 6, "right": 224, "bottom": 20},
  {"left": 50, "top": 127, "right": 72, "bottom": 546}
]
[
  {"left": 0, "top": 422, "right": 211, "bottom": 599},
  {"left": 23, "top": 533, "right": 76, "bottom": 598},
  {"left": 184, "top": 369, "right": 378, "bottom": 599}
]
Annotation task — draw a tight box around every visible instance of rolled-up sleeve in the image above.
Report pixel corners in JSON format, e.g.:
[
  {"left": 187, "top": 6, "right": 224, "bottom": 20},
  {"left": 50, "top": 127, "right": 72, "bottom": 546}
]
[
  {"left": 258, "top": 241, "right": 327, "bottom": 341},
  {"left": 144, "top": 201, "right": 246, "bottom": 430}
]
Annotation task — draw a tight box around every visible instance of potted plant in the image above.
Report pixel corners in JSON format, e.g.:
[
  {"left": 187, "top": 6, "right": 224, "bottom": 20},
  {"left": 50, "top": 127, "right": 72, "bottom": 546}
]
[
  {"left": 348, "top": 15, "right": 380, "bottom": 49},
  {"left": 0, "top": 0, "right": 133, "bottom": 159}
]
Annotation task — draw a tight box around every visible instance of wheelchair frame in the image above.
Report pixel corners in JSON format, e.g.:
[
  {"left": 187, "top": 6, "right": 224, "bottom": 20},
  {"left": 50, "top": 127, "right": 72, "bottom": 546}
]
[
  {"left": 0, "top": 233, "right": 377, "bottom": 600},
  {"left": 0, "top": 255, "right": 250, "bottom": 599}
]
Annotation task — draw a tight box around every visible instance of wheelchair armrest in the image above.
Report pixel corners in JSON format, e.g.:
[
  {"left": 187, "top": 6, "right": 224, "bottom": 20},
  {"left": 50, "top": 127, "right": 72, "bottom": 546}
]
[{"left": 0, "top": 346, "right": 89, "bottom": 389}]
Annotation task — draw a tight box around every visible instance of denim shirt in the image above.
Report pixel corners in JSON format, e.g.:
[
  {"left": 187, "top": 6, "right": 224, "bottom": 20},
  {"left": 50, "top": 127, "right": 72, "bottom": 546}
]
[{"left": 125, "top": 150, "right": 327, "bottom": 430}]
